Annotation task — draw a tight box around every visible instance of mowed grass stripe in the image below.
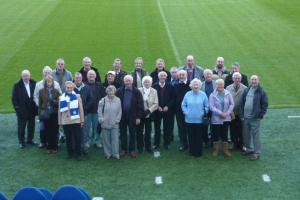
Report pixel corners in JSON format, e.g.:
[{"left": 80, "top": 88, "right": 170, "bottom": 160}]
[{"left": 0, "top": 0, "right": 177, "bottom": 112}]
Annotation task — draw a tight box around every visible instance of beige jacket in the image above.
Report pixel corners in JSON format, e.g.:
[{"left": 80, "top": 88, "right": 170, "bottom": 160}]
[
  {"left": 138, "top": 87, "right": 158, "bottom": 113},
  {"left": 58, "top": 94, "right": 84, "bottom": 125}
]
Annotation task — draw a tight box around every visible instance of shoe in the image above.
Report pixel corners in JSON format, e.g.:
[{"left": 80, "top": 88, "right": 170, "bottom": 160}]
[
  {"left": 52, "top": 150, "right": 58, "bottom": 154},
  {"left": 19, "top": 144, "right": 25, "bottom": 149},
  {"left": 113, "top": 155, "right": 120, "bottom": 160},
  {"left": 26, "top": 141, "right": 37, "bottom": 145},
  {"left": 241, "top": 151, "right": 254, "bottom": 156},
  {"left": 96, "top": 143, "right": 102, "bottom": 148},
  {"left": 47, "top": 150, "right": 52, "bottom": 154},
  {"left": 130, "top": 151, "right": 137, "bottom": 158},
  {"left": 105, "top": 156, "right": 111, "bottom": 160},
  {"left": 120, "top": 150, "right": 126, "bottom": 156},
  {"left": 178, "top": 146, "right": 187, "bottom": 151},
  {"left": 82, "top": 150, "right": 88, "bottom": 156},
  {"left": 250, "top": 154, "right": 260, "bottom": 161},
  {"left": 223, "top": 142, "right": 232, "bottom": 158},
  {"left": 38, "top": 143, "right": 46, "bottom": 148},
  {"left": 152, "top": 145, "right": 159, "bottom": 150}
]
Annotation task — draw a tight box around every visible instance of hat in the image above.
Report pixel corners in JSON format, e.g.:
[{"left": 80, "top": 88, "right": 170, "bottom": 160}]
[{"left": 107, "top": 71, "right": 116, "bottom": 76}]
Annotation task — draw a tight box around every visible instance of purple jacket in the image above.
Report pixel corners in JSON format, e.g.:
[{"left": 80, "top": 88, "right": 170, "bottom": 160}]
[{"left": 209, "top": 89, "right": 234, "bottom": 124}]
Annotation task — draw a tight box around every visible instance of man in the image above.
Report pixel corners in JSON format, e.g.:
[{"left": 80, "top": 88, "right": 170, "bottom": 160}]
[
  {"left": 78, "top": 57, "right": 101, "bottom": 83},
  {"left": 103, "top": 71, "right": 121, "bottom": 89},
  {"left": 226, "top": 72, "right": 247, "bottom": 151},
  {"left": 241, "top": 75, "right": 268, "bottom": 160},
  {"left": 116, "top": 75, "right": 144, "bottom": 158},
  {"left": 52, "top": 58, "right": 73, "bottom": 93},
  {"left": 153, "top": 71, "right": 174, "bottom": 149},
  {"left": 131, "top": 57, "right": 148, "bottom": 88},
  {"left": 174, "top": 70, "right": 191, "bottom": 151},
  {"left": 170, "top": 66, "right": 179, "bottom": 86},
  {"left": 212, "top": 56, "right": 229, "bottom": 80},
  {"left": 150, "top": 58, "right": 171, "bottom": 85},
  {"left": 179, "top": 55, "right": 204, "bottom": 81},
  {"left": 225, "top": 62, "right": 248, "bottom": 87},
  {"left": 12, "top": 70, "right": 38, "bottom": 148},
  {"left": 85, "top": 70, "right": 105, "bottom": 148},
  {"left": 104, "top": 58, "right": 127, "bottom": 88},
  {"left": 74, "top": 72, "right": 91, "bottom": 154},
  {"left": 33, "top": 66, "right": 62, "bottom": 148}
]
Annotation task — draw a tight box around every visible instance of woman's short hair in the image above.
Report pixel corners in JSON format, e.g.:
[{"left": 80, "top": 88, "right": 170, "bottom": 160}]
[
  {"left": 215, "top": 78, "right": 224, "bottom": 86},
  {"left": 142, "top": 76, "right": 153, "bottom": 85},
  {"left": 203, "top": 69, "right": 213, "bottom": 78},
  {"left": 106, "top": 85, "right": 117, "bottom": 94},
  {"left": 232, "top": 72, "right": 242, "bottom": 79},
  {"left": 44, "top": 75, "right": 54, "bottom": 87},
  {"left": 65, "top": 81, "right": 75, "bottom": 88},
  {"left": 189, "top": 78, "right": 202, "bottom": 88}
]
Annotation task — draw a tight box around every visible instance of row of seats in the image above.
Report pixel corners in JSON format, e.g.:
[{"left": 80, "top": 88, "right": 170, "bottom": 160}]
[{"left": 0, "top": 185, "right": 93, "bottom": 200}]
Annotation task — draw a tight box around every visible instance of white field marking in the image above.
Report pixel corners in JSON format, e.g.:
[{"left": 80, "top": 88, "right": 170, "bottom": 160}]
[
  {"left": 156, "top": 0, "right": 181, "bottom": 65},
  {"left": 288, "top": 116, "right": 300, "bottom": 118},
  {"left": 262, "top": 174, "right": 271, "bottom": 182}
]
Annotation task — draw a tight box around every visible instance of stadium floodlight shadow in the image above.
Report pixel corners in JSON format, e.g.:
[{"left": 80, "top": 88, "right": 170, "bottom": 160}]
[
  {"left": 52, "top": 185, "right": 91, "bottom": 200},
  {"left": 0, "top": 192, "right": 8, "bottom": 200},
  {"left": 13, "top": 187, "right": 49, "bottom": 200}
]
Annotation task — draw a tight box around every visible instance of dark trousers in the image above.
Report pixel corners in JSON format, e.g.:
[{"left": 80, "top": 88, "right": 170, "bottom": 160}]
[
  {"left": 120, "top": 119, "right": 136, "bottom": 152},
  {"left": 154, "top": 111, "right": 171, "bottom": 147},
  {"left": 136, "top": 117, "right": 152, "bottom": 151},
  {"left": 169, "top": 108, "right": 176, "bottom": 141},
  {"left": 17, "top": 115, "right": 35, "bottom": 144},
  {"left": 39, "top": 121, "right": 47, "bottom": 144},
  {"left": 176, "top": 110, "right": 188, "bottom": 148},
  {"left": 63, "top": 123, "right": 82, "bottom": 157},
  {"left": 186, "top": 123, "right": 203, "bottom": 157},
  {"left": 230, "top": 116, "right": 244, "bottom": 149},
  {"left": 44, "top": 113, "right": 58, "bottom": 150},
  {"left": 212, "top": 122, "right": 230, "bottom": 142}
]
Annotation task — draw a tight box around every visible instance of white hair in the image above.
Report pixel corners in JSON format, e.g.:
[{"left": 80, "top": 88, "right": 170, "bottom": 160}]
[
  {"left": 65, "top": 81, "right": 75, "bottom": 88},
  {"left": 189, "top": 78, "right": 202, "bottom": 88},
  {"left": 124, "top": 74, "right": 133, "bottom": 81},
  {"left": 106, "top": 85, "right": 117, "bottom": 94},
  {"left": 142, "top": 75, "right": 153, "bottom": 84},
  {"left": 186, "top": 55, "right": 194, "bottom": 60},
  {"left": 82, "top": 57, "right": 92, "bottom": 63},
  {"left": 215, "top": 78, "right": 224, "bottom": 85},
  {"left": 177, "top": 69, "right": 187, "bottom": 76},
  {"left": 43, "top": 66, "right": 52, "bottom": 74},
  {"left": 74, "top": 72, "right": 82, "bottom": 77},
  {"left": 251, "top": 75, "right": 259, "bottom": 80},
  {"left": 135, "top": 57, "right": 143, "bottom": 64},
  {"left": 203, "top": 69, "right": 213, "bottom": 77},
  {"left": 56, "top": 58, "right": 64, "bottom": 64},
  {"left": 87, "top": 69, "right": 96, "bottom": 76},
  {"left": 169, "top": 67, "right": 178, "bottom": 73},
  {"left": 217, "top": 57, "right": 224, "bottom": 62},
  {"left": 232, "top": 72, "right": 242, "bottom": 79},
  {"left": 21, "top": 69, "right": 30, "bottom": 77},
  {"left": 158, "top": 71, "right": 167, "bottom": 77}
]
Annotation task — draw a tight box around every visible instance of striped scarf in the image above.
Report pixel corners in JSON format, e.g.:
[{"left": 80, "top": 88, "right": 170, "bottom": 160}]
[{"left": 59, "top": 91, "right": 79, "bottom": 120}]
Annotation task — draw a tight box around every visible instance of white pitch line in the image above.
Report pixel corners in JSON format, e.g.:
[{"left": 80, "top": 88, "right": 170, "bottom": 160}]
[
  {"left": 288, "top": 116, "right": 300, "bottom": 118},
  {"left": 156, "top": 0, "right": 181, "bottom": 65}
]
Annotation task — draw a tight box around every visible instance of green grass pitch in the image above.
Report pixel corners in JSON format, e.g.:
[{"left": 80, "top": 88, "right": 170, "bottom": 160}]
[{"left": 0, "top": 0, "right": 300, "bottom": 199}]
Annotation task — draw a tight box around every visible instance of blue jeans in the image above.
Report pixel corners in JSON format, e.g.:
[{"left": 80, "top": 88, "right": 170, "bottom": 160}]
[{"left": 84, "top": 113, "right": 101, "bottom": 146}]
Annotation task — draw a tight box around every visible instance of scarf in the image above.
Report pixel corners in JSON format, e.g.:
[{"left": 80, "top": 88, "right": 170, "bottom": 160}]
[
  {"left": 143, "top": 87, "right": 151, "bottom": 101},
  {"left": 59, "top": 91, "right": 79, "bottom": 120}
]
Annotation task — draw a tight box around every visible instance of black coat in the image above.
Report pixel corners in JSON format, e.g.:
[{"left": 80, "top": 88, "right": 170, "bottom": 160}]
[
  {"left": 174, "top": 81, "right": 191, "bottom": 111},
  {"left": 152, "top": 82, "right": 174, "bottom": 109},
  {"left": 12, "top": 79, "right": 38, "bottom": 119},
  {"left": 79, "top": 66, "right": 101, "bottom": 83},
  {"left": 116, "top": 86, "right": 144, "bottom": 125},
  {"left": 85, "top": 82, "right": 105, "bottom": 114},
  {"left": 150, "top": 69, "right": 171, "bottom": 85},
  {"left": 131, "top": 69, "right": 148, "bottom": 88},
  {"left": 104, "top": 70, "right": 127, "bottom": 89},
  {"left": 225, "top": 72, "right": 248, "bottom": 88},
  {"left": 74, "top": 84, "right": 91, "bottom": 115}
]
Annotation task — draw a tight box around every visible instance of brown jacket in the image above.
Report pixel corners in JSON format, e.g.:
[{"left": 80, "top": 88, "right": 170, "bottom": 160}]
[
  {"left": 58, "top": 94, "right": 84, "bottom": 125},
  {"left": 38, "top": 87, "right": 60, "bottom": 113}
]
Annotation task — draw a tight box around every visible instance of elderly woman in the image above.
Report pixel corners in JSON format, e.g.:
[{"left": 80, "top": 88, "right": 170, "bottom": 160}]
[
  {"left": 209, "top": 79, "right": 234, "bottom": 158},
  {"left": 98, "top": 85, "right": 122, "bottom": 159},
  {"left": 58, "top": 81, "right": 84, "bottom": 160},
  {"left": 201, "top": 69, "right": 216, "bottom": 147},
  {"left": 181, "top": 78, "right": 209, "bottom": 157},
  {"left": 39, "top": 76, "right": 60, "bottom": 154},
  {"left": 136, "top": 76, "right": 158, "bottom": 153}
]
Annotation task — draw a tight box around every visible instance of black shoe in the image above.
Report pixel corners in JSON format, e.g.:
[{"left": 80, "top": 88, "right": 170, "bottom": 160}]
[
  {"left": 241, "top": 151, "right": 254, "bottom": 156},
  {"left": 19, "top": 144, "right": 25, "bottom": 149},
  {"left": 26, "top": 141, "right": 37, "bottom": 145}
]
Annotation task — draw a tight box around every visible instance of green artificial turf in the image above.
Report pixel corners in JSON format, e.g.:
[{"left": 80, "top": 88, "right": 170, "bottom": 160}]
[
  {"left": 0, "top": 0, "right": 300, "bottom": 112},
  {"left": 0, "top": 108, "right": 300, "bottom": 199}
]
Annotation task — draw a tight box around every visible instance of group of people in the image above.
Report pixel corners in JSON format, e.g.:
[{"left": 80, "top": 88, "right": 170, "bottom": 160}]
[{"left": 12, "top": 55, "right": 268, "bottom": 161}]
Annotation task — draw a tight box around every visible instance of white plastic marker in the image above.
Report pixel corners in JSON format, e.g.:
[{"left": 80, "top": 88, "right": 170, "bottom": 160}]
[
  {"left": 262, "top": 174, "right": 271, "bottom": 182},
  {"left": 155, "top": 176, "right": 163, "bottom": 185},
  {"left": 154, "top": 151, "right": 161, "bottom": 158},
  {"left": 92, "top": 197, "right": 104, "bottom": 200},
  {"left": 288, "top": 116, "right": 300, "bottom": 118}
]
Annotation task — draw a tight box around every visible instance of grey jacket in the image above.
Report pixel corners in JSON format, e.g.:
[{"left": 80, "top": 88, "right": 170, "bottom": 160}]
[
  {"left": 51, "top": 69, "right": 73, "bottom": 93},
  {"left": 98, "top": 96, "right": 122, "bottom": 129},
  {"left": 178, "top": 65, "right": 204, "bottom": 81},
  {"left": 226, "top": 83, "right": 247, "bottom": 116}
]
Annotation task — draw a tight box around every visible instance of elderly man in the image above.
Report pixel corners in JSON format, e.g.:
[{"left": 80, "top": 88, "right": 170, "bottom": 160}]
[
  {"left": 109, "top": 58, "right": 127, "bottom": 88},
  {"left": 241, "top": 75, "right": 268, "bottom": 160},
  {"left": 150, "top": 58, "right": 171, "bottom": 85},
  {"left": 33, "top": 66, "right": 62, "bottom": 148},
  {"left": 52, "top": 58, "right": 73, "bottom": 93},
  {"left": 153, "top": 71, "right": 174, "bottom": 149},
  {"left": 226, "top": 72, "right": 247, "bottom": 151},
  {"left": 12, "top": 70, "right": 38, "bottom": 148},
  {"left": 212, "top": 57, "right": 229, "bottom": 80},
  {"left": 78, "top": 57, "right": 101, "bottom": 83},
  {"left": 131, "top": 57, "right": 148, "bottom": 88},
  {"left": 174, "top": 70, "right": 191, "bottom": 151},
  {"left": 170, "top": 66, "right": 179, "bottom": 85},
  {"left": 116, "top": 75, "right": 144, "bottom": 158},
  {"left": 179, "top": 55, "right": 204, "bottom": 81},
  {"left": 85, "top": 70, "right": 105, "bottom": 149},
  {"left": 225, "top": 62, "right": 248, "bottom": 87}
]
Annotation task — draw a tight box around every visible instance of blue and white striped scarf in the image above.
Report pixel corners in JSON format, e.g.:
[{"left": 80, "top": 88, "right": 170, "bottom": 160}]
[{"left": 59, "top": 91, "right": 79, "bottom": 120}]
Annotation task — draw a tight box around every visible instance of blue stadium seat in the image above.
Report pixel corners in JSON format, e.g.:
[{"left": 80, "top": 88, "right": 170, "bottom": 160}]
[
  {"left": 52, "top": 185, "right": 91, "bottom": 200},
  {"left": 13, "top": 187, "right": 48, "bottom": 200},
  {"left": 38, "top": 188, "right": 52, "bottom": 200},
  {"left": 0, "top": 192, "right": 8, "bottom": 200}
]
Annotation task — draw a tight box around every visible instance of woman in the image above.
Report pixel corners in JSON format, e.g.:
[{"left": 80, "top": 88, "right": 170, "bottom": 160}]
[
  {"left": 98, "top": 85, "right": 122, "bottom": 159},
  {"left": 58, "top": 81, "right": 84, "bottom": 160},
  {"left": 39, "top": 76, "right": 60, "bottom": 154},
  {"left": 137, "top": 76, "right": 158, "bottom": 153},
  {"left": 201, "top": 69, "right": 216, "bottom": 148},
  {"left": 209, "top": 79, "right": 234, "bottom": 158},
  {"left": 181, "top": 78, "right": 209, "bottom": 157}
]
